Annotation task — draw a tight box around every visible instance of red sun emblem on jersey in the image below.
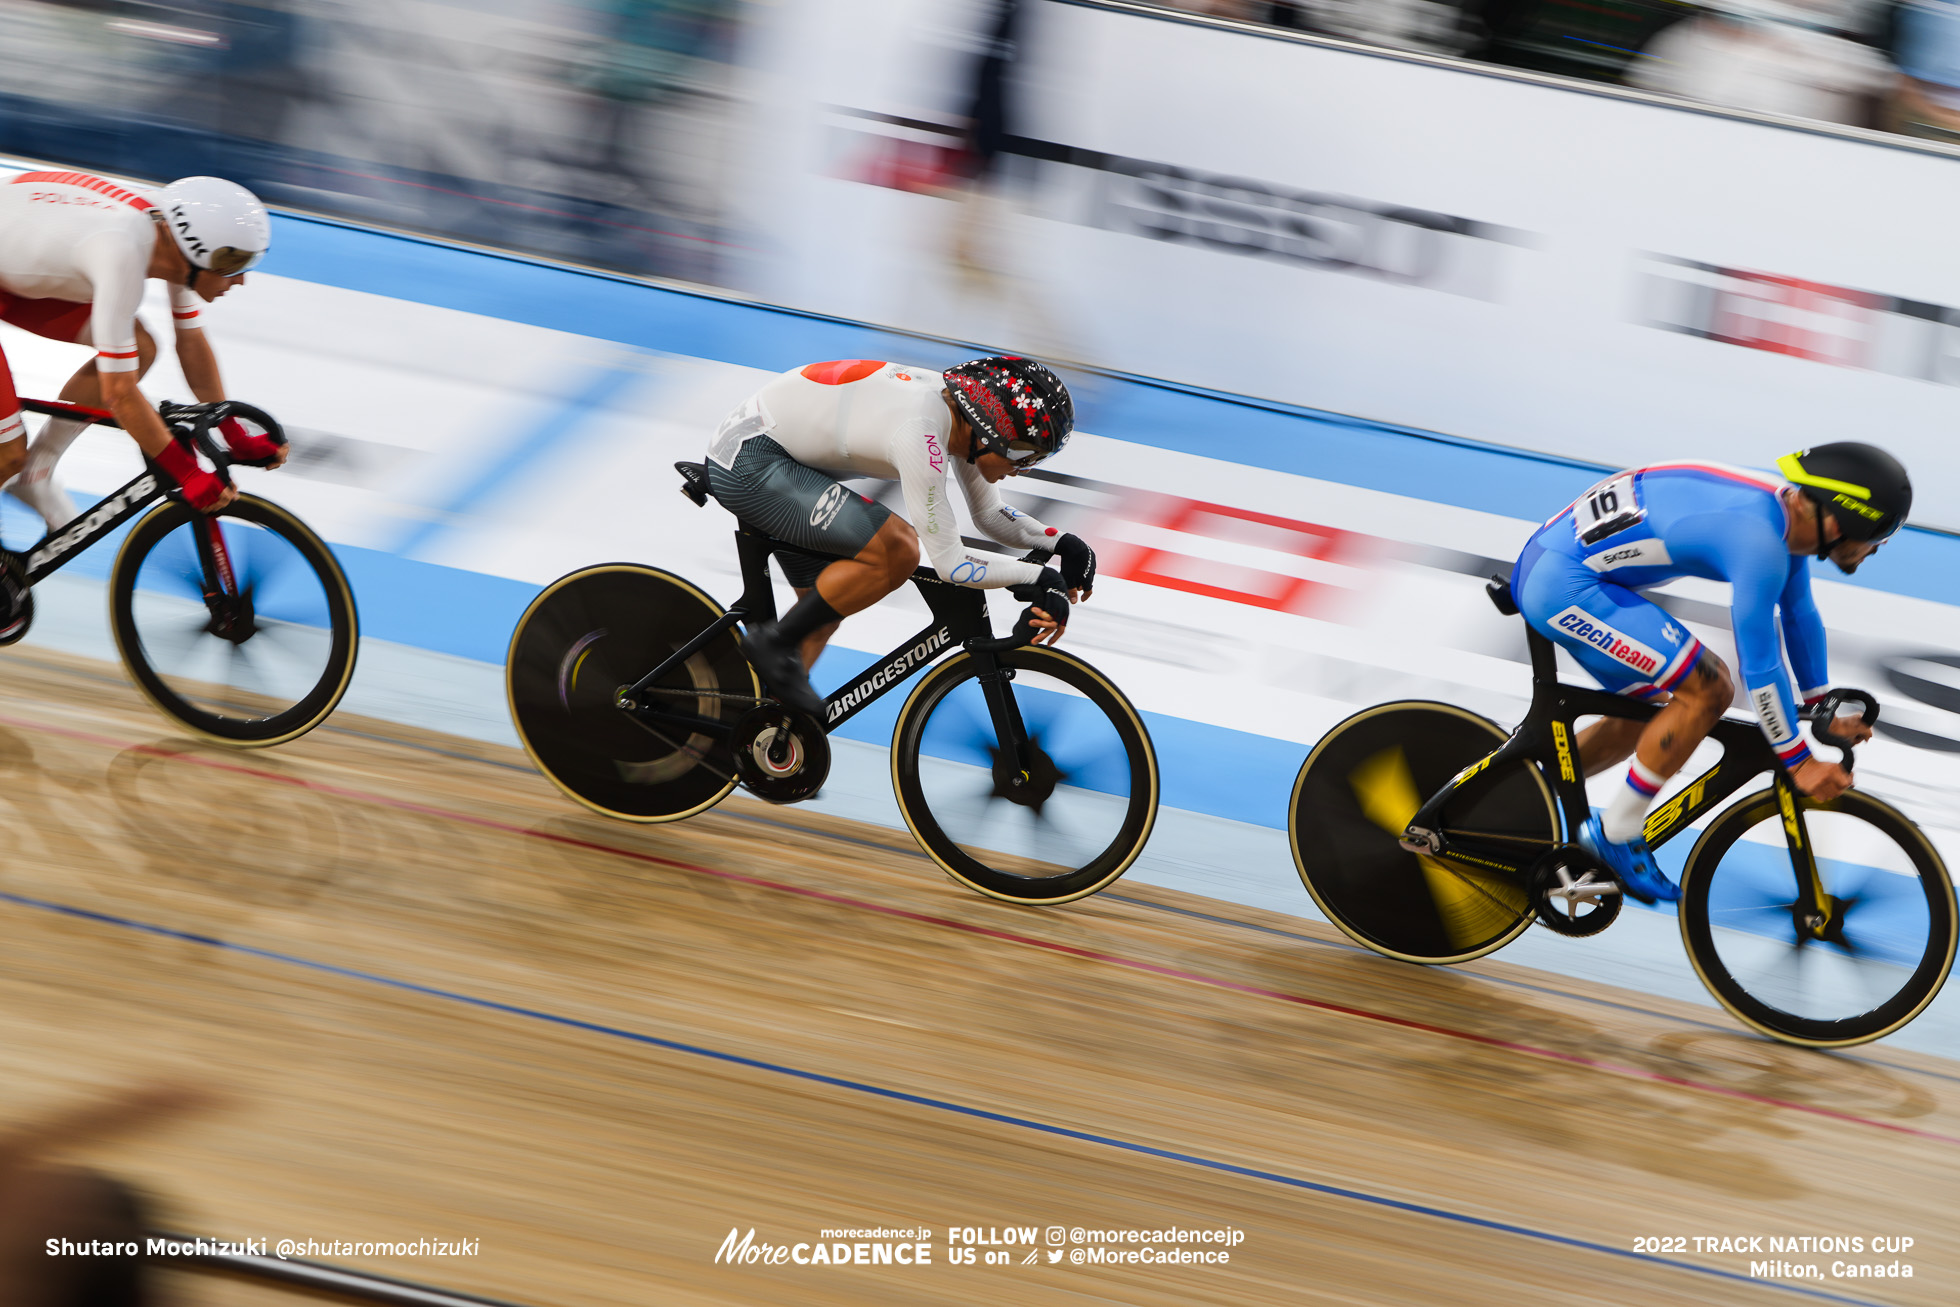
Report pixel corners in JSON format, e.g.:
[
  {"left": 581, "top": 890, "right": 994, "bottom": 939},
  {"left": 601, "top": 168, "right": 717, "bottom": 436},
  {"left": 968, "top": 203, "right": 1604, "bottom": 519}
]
[{"left": 801, "top": 360, "right": 886, "bottom": 385}]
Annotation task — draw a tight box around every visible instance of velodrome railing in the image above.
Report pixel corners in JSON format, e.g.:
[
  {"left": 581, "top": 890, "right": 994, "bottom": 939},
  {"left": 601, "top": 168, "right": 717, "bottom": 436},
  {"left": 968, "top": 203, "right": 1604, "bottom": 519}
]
[{"left": 148, "top": 1232, "right": 540, "bottom": 1307}]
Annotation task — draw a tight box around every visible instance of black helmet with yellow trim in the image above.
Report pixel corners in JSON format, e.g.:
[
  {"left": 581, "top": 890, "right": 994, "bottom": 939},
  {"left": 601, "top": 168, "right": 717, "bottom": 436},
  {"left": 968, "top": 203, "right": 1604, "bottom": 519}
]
[{"left": 1778, "top": 442, "right": 1911, "bottom": 554}]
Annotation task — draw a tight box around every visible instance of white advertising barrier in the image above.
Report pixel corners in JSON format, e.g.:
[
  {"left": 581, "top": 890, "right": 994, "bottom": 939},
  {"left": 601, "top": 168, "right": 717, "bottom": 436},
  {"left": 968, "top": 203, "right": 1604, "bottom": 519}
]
[
  {"left": 6, "top": 268, "right": 1960, "bottom": 853},
  {"left": 731, "top": 0, "right": 1960, "bottom": 526}
]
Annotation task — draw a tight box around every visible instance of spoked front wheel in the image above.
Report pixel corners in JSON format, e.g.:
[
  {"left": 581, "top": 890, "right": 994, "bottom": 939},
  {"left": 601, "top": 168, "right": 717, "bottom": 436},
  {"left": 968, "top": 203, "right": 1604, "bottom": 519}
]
[
  {"left": 1680, "top": 788, "right": 1957, "bottom": 1047},
  {"left": 110, "top": 494, "right": 358, "bottom": 745},
  {"left": 507, "top": 564, "right": 758, "bottom": 822},
  {"left": 890, "top": 645, "right": 1157, "bottom": 905}
]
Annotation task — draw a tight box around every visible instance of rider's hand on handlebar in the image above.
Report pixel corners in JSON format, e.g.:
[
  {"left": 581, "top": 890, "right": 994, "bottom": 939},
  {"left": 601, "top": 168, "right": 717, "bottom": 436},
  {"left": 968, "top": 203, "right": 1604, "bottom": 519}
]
[
  {"left": 1821, "top": 712, "right": 1874, "bottom": 746},
  {"left": 1025, "top": 607, "right": 1064, "bottom": 645},
  {"left": 1792, "top": 756, "right": 1854, "bottom": 801},
  {"left": 1009, "top": 567, "right": 1071, "bottom": 646},
  {"left": 1054, "top": 533, "right": 1095, "bottom": 603},
  {"left": 219, "top": 415, "right": 287, "bottom": 469}
]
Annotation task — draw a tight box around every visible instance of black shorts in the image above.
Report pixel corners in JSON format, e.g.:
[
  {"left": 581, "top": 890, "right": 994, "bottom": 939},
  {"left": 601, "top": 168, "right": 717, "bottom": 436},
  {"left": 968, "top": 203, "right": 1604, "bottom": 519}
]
[{"left": 706, "top": 436, "right": 892, "bottom": 588}]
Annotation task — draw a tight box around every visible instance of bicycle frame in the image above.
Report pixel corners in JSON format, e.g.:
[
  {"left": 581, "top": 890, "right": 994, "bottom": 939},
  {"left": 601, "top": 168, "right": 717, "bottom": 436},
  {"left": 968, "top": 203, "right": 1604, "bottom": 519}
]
[
  {"left": 1403, "top": 621, "right": 1834, "bottom": 930},
  {"left": 623, "top": 526, "right": 1038, "bottom": 760},
  {"left": 14, "top": 399, "right": 244, "bottom": 599}
]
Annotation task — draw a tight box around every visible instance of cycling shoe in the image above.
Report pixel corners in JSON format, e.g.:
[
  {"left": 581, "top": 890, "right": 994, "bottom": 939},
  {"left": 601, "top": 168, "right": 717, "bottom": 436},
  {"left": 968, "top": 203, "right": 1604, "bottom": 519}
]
[
  {"left": 743, "top": 621, "right": 823, "bottom": 719},
  {"left": 1580, "top": 814, "right": 1679, "bottom": 905}
]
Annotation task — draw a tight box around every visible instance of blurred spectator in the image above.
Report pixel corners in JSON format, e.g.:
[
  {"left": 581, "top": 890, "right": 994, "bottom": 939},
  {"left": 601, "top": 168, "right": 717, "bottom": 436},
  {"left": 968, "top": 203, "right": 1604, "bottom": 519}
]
[
  {"left": 1887, "top": 0, "right": 1960, "bottom": 139},
  {"left": 0, "top": 1085, "right": 209, "bottom": 1307},
  {"left": 1628, "top": 0, "right": 1892, "bottom": 124},
  {"left": 1415, "top": 0, "right": 1693, "bottom": 76}
]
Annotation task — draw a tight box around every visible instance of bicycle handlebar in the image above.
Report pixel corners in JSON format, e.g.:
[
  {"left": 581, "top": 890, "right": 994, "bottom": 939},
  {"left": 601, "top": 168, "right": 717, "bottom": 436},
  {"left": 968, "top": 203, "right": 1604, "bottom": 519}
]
[
  {"left": 157, "top": 399, "right": 288, "bottom": 487},
  {"left": 1804, "top": 687, "right": 1879, "bottom": 771},
  {"left": 16, "top": 398, "right": 287, "bottom": 474}
]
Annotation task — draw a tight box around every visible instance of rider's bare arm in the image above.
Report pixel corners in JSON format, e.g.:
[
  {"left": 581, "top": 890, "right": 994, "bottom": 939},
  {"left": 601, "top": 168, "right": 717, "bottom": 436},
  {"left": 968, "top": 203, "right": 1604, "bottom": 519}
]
[
  {"left": 98, "top": 369, "right": 236, "bottom": 512},
  {"left": 96, "top": 369, "right": 177, "bottom": 461},
  {"left": 172, "top": 319, "right": 226, "bottom": 404}
]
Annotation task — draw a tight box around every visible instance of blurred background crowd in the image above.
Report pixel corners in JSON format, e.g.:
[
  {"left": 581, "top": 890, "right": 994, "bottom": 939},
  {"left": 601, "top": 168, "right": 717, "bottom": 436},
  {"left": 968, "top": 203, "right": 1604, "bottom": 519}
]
[
  {"left": 0, "top": 0, "right": 1953, "bottom": 288},
  {"left": 1178, "top": 0, "right": 1960, "bottom": 136}
]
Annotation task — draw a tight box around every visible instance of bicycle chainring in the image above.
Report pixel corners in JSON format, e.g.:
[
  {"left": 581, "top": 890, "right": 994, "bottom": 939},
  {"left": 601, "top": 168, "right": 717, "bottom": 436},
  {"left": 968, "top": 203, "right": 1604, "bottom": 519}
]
[
  {"left": 731, "top": 705, "right": 831, "bottom": 804},
  {"left": 1526, "top": 845, "right": 1623, "bottom": 937}
]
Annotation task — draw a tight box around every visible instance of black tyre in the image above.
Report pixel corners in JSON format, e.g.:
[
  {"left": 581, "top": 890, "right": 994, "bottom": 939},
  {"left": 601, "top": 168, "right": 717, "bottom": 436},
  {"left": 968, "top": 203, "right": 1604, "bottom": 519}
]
[
  {"left": 109, "top": 494, "right": 358, "bottom": 746},
  {"left": 507, "top": 564, "right": 757, "bottom": 822},
  {"left": 1680, "top": 788, "right": 1957, "bottom": 1047},
  {"left": 1290, "top": 702, "right": 1555, "bottom": 962},
  {"left": 890, "top": 645, "right": 1157, "bottom": 905}
]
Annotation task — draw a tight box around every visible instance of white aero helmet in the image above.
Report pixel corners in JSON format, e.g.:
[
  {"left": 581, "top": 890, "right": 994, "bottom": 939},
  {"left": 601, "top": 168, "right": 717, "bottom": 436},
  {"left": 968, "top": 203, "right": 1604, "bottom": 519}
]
[{"left": 157, "top": 176, "right": 270, "bottom": 277}]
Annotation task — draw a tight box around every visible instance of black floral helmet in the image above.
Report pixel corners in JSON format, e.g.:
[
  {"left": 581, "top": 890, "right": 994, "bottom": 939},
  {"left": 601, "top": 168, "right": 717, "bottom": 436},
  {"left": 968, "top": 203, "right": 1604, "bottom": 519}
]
[{"left": 942, "top": 356, "right": 1074, "bottom": 466}]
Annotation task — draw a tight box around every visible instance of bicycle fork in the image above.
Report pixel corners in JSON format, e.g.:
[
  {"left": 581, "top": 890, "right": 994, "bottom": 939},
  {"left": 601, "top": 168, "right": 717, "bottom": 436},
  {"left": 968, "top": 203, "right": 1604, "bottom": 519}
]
[
  {"left": 1775, "top": 772, "right": 1839, "bottom": 940},
  {"left": 192, "top": 514, "right": 254, "bottom": 644},
  {"left": 967, "top": 642, "right": 1052, "bottom": 810}
]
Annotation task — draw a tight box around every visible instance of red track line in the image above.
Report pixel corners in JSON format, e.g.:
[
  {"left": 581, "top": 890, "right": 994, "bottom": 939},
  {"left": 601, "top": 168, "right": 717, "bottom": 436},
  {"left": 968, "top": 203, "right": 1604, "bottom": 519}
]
[{"left": 15, "top": 710, "right": 1959, "bottom": 1147}]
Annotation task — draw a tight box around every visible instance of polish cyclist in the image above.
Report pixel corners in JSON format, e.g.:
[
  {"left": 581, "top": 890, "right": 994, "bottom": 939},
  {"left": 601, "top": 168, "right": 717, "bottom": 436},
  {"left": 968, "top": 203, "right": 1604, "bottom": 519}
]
[
  {"left": 704, "top": 356, "right": 1095, "bottom": 717},
  {"left": 0, "top": 170, "right": 284, "bottom": 624},
  {"left": 1511, "top": 444, "right": 1910, "bottom": 902}
]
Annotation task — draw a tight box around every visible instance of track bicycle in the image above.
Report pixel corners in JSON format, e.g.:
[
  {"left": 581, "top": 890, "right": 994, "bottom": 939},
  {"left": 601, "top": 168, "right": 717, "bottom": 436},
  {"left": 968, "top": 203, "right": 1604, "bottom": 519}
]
[
  {"left": 505, "top": 461, "right": 1159, "bottom": 905},
  {"left": 1290, "top": 575, "right": 1956, "bottom": 1047},
  {"left": 5, "top": 397, "right": 359, "bottom": 745}
]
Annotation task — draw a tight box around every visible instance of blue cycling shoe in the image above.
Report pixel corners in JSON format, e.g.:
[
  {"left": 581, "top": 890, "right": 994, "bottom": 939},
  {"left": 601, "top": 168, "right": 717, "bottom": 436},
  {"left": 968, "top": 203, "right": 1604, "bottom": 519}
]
[{"left": 1580, "top": 815, "right": 1680, "bottom": 905}]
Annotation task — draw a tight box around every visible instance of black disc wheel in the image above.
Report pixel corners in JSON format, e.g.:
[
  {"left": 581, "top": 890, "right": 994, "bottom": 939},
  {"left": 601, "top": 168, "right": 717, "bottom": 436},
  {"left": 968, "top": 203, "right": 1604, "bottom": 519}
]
[
  {"left": 1290, "top": 702, "right": 1555, "bottom": 963},
  {"left": 109, "top": 494, "right": 358, "bottom": 746},
  {"left": 890, "top": 645, "right": 1157, "bottom": 905},
  {"left": 507, "top": 564, "right": 758, "bottom": 822},
  {"left": 1680, "top": 788, "right": 1957, "bottom": 1047}
]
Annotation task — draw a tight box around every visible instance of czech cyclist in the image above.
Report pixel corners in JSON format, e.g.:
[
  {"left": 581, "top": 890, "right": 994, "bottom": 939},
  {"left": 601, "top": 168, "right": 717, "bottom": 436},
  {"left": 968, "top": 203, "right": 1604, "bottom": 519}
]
[
  {"left": 1511, "top": 444, "right": 1909, "bottom": 903},
  {"left": 704, "top": 356, "right": 1095, "bottom": 717},
  {"left": 0, "top": 170, "right": 282, "bottom": 622}
]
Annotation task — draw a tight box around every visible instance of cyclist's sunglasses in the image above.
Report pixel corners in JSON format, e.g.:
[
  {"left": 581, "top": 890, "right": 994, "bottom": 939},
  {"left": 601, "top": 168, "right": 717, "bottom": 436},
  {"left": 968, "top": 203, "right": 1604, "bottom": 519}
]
[{"left": 204, "top": 246, "right": 265, "bottom": 277}]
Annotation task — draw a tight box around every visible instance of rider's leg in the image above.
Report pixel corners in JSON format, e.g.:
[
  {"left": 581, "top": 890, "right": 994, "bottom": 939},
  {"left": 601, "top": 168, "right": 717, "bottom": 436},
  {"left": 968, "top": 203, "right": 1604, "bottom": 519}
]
[
  {"left": 1515, "top": 544, "right": 1713, "bottom": 900},
  {"left": 0, "top": 361, "right": 24, "bottom": 483},
  {"left": 1574, "top": 716, "right": 1644, "bottom": 776},
  {"left": 784, "top": 516, "right": 920, "bottom": 667},
  {"left": 1596, "top": 649, "right": 1733, "bottom": 843},
  {"left": 705, "top": 437, "right": 905, "bottom": 715},
  {"left": 6, "top": 317, "right": 154, "bottom": 530},
  {"left": 0, "top": 341, "right": 29, "bottom": 631}
]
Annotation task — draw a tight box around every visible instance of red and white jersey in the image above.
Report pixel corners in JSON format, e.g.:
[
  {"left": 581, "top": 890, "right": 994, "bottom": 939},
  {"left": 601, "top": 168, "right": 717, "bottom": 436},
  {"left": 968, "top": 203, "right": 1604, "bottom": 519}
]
[
  {"left": 710, "top": 360, "right": 1058, "bottom": 589},
  {"left": 0, "top": 170, "right": 205, "bottom": 373}
]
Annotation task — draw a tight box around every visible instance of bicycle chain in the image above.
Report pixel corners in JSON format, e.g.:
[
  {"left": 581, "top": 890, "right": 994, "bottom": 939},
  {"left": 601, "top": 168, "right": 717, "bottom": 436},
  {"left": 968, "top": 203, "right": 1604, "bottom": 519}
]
[{"left": 635, "top": 686, "right": 764, "bottom": 704}]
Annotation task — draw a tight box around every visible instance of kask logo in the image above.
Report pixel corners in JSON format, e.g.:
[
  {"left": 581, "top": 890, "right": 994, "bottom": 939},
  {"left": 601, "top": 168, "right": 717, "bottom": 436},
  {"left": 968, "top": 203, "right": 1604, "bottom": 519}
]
[{"left": 1552, "top": 607, "right": 1662, "bottom": 676}]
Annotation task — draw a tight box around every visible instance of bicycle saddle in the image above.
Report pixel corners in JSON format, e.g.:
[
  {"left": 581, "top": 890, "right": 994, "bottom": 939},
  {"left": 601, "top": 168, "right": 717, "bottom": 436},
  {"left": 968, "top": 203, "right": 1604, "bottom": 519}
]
[
  {"left": 675, "top": 461, "right": 711, "bottom": 507},
  {"left": 1486, "top": 573, "right": 1518, "bottom": 616}
]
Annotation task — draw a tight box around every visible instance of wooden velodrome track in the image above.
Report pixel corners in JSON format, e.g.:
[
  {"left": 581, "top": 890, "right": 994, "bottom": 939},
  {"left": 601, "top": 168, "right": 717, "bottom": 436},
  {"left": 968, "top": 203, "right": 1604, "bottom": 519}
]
[{"left": 1, "top": 645, "right": 1954, "bottom": 1307}]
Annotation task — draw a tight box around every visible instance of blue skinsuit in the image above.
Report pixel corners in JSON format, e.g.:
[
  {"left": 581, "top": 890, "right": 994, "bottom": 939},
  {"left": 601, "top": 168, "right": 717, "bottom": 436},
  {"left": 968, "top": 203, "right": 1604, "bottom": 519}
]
[{"left": 1513, "top": 463, "right": 1825, "bottom": 767}]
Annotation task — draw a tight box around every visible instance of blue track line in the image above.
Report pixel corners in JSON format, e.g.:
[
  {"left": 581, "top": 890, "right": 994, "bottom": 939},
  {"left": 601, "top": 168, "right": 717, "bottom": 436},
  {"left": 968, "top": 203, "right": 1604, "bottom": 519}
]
[
  {"left": 0, "top": 886, "right": 1905, "bottom": 1305},
  {"left": 392, "top": 356, "right": 651, "bottom": 559}
]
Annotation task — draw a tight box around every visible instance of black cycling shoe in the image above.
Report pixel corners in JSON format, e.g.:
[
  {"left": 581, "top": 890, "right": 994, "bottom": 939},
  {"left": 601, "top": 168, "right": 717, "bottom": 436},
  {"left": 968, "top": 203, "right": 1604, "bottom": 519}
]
[
  {"left": 0, "top": 549, "right": 32, "bottom": 646},
  {"left": 743, "top": 621, "right": 823, "bottom": 718}
]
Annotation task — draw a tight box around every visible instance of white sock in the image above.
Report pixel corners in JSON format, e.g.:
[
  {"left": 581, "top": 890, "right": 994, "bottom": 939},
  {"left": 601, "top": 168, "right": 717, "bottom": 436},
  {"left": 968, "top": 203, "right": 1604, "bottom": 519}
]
[
  {"left": 1600, "top": 758, "right": 1666, "bottom": 845},
  {"left": 3, "top": 415, "right": 88, "bottom": 531}
]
